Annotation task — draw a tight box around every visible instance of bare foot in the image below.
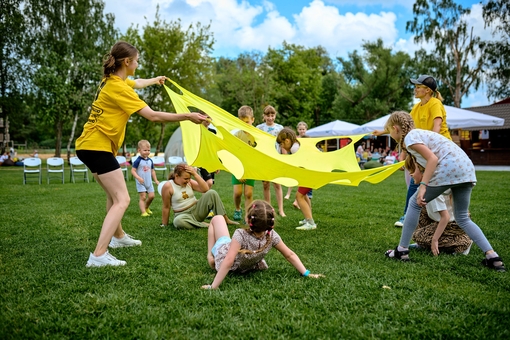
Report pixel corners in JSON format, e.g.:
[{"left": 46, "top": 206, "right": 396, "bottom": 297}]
[
  {"left": 292, "top": 201, "right": 300, "bottom": 210},
  {"left": 279, "top": 211, "right": 286, "bottom": 217},
  {"left": 284, "top": 195, "right": 290, "bottom": 200}
]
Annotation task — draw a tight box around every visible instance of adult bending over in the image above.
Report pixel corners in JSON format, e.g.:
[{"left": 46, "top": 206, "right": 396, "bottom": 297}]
[
  {"left": 78, "top": 41, "right": 208, "bottom": 267},
  {"left": 161, "top": 163, "right": 239, "bottom": 229}
]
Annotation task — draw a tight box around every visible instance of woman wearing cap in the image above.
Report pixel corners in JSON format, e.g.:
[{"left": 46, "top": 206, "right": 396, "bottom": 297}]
[{"left": 374, "top": 75, "right": 452, "bottom": 227}]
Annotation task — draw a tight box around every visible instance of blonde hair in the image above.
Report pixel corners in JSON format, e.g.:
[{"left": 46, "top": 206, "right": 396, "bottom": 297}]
[
  {"left": 404, "top": 154, "right": 424, "bottom": 174},
  {"left": 433, "top": 89, "right": 444, "bottom": 102},
  {"left": 137, "top": 139, "right": 150, "bottom": 149},
  {"left": 297, "top": 121, "right": 308, "bottom": 130},
  {"left": 263, "top": 105, "right": 276, "bottom": 116},
  {"left": 384, "top": 111, "right": 415, "bottom": 149},
  {"left": 239, "top": 200, "right": 276, "bottom": 255},
  {"left": 238, "top": 105, "right": 254, "bottom": 119}
]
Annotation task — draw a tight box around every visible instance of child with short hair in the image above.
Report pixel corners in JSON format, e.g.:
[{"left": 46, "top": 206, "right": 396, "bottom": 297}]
[
  {"left": 383, "top": 111, "right": 505, "bottom": 271},
  {"left": 276, "top": 128, "right": 317, "bottom": 230},
  {"left": 131, "top": 140, "right": 160, "bottom": 217},
  {"left": 256, "top": 105, "right": 285, "bottom": 217},
  {"left": 232, "top": 105, "right": 257, "bottom": 221},
  {"left": 202, "top": 200, "right": 324, "bottom": 289}
]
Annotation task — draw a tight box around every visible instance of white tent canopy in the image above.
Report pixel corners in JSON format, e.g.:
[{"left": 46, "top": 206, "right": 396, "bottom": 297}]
[
  {"left": 352, "top": 106, "right": 505, "bottom": 134},
  {"left": 306, "top": 120, "right": 361, "bottom": 137}
]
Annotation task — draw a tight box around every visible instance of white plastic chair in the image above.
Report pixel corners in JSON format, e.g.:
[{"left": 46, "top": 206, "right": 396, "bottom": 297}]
[
  {"left": 116, "top": 155, "right": 129, "bottom": 181},
  {"left": 23, "top": 157, "right": 42, "bottom": 184},
  {"left": 152, "top": 156, "right": 167, "bottom": 180},
  {"left": 167, "top": 156, "right": 183, "bottom": 173},
  {"left": 70, "top": 156, "right": 89, "bottom": 183},
  {"left": 46, "top": 157, "right": 64, "bottom": 184}
]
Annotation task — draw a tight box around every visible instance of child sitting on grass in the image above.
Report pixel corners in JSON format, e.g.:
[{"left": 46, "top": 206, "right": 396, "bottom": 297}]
[{"left": 202, "top": 200, "right": 323, "bottom": 289}]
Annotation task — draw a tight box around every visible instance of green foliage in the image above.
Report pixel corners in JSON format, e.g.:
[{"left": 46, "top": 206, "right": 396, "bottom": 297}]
[
  {"left": 333, "top": 39, "right": 413, "bottom": 125},
  {"left": 0, "top": 167, "right": 509, "bottom": 339},
  {"left": 482, "top": 0, "right": 510, "bottom": 100},
  {"left": 406, "top": 0, "right": 484, "bottom": 107},
  {"left": 122, "top": 5, "right": 214, "bottom": 154},
  {"left": 22, "top": 0, "right": 117, "bottom": 156},
  {"left": 265, "top": 42, "right": 330, "bottom": 128}
]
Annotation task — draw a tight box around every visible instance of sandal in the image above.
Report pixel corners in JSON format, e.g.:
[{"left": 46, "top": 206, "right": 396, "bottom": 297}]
[
  {"left": 385, "top": 247, "right": 410, "bottom": 261},
  {"left": 481, "top": 257, "right": 506, "bottom": 272}
]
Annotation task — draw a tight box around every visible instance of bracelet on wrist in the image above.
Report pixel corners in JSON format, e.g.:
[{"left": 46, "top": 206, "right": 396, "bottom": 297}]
[
  {"left": 419, "top": 182, "right": 428, "bottom": 187},
  {"left": 206, "top": 285, "right": 212, "bottom": 289},
  {"left": 302, "top": 269, "right": 310, "bottom": 277}
]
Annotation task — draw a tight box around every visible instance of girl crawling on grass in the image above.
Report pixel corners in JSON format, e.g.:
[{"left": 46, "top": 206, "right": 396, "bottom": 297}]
[
  {"left": 383, "top": 110, "right": 505, "bottom": 272},
  {"left": 201, "top": 200, "right": 324, "bottom": 289}
]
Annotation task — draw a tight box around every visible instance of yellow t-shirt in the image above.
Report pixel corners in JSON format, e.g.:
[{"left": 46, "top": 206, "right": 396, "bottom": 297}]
[
  {"left": 410, "top": 97, "right": 451, "bottom": 140},
  {"left": 76, "top": 76, "right": 147, "bottom": 155}
]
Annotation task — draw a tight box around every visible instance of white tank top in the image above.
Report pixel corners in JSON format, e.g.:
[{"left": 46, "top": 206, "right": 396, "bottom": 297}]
[{"left": 170, "top": 180, "right": 197, "bottom": 212}]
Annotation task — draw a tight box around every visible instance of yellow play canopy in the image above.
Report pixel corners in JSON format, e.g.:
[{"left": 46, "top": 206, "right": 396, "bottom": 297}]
[{"left": 163, "top": 79, "right": 402, "bottom": 190}]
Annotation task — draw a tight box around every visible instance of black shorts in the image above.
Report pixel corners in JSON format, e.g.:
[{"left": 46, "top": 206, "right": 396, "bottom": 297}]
[
  {"left": 76, "top": 150, "right": 120, "bottom": 175},
  {"left": 198, "top": 167, "right": 215, "bottom": 181}
]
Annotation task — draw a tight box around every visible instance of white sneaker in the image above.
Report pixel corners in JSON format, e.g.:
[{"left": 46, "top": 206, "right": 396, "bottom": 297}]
[
  {"left": 296, "top": 221, "right": 317, "bottom": 230},
  {"left": 109, "top": 233, "right": 142, "bottom": 248},
  {"left": 298, "top": 219, "right": 307, "bottom": 225},
  {"left": 394, "top": 215, "right": 405, "bottom": 227},
  {"left": 86, "top": 251, "right": 126, "bottom": 267}
]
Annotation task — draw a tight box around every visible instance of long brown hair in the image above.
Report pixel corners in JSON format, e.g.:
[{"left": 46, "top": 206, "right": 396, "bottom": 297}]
[
  {"left": 102, "top": 41, "right": 138, "bottom": 78},
  {"left": 168, "top": 163, "right": 188, "bottom": 180},
  {"left": 276, "top": 127, "right": 300, "bottom": 148},
  {"left": 239, "top": 200, "right": 276, "bottom": 255}
]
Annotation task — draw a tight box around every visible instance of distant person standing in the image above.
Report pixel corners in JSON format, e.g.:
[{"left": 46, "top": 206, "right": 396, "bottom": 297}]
[
  {"left": 256, "top": 105, "right": 285, "bottom": 217},
  {"left": 77, "top": 41, "right": 208, "bottom": 267},
  {"left": 131, "top": 139, "right": 160, "bottom": 217}
]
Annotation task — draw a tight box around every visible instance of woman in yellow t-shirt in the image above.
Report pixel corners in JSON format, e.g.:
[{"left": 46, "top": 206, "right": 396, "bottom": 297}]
[{"left": 78, "top": 41, "right": 208, "bottom": 268}]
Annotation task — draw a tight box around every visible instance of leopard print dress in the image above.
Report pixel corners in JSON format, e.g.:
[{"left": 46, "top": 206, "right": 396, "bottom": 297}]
[{"left": 412, "top": 208, "right": 472, "bottom": 254}]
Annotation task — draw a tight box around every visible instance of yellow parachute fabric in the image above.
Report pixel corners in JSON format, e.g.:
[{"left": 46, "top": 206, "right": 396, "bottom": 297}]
[{"left": 163, "top": 79, "right": 403, "bottom": 190}]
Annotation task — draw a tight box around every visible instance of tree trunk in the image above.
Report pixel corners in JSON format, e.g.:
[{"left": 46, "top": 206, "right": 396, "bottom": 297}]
[
  {"left": 66, "top": 112, "right": 79, "bottom": 163},
  {"left": 55, "top": 120, "right": 63, "bottom": 157},
  {"left": 155, "top": 123, "right": 166, "bottom": 156}
]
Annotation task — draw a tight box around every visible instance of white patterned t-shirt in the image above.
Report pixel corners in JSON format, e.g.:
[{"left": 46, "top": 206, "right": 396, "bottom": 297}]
[
  {"left": 404, "top": 129, "right": 476, "bottom": 186},
  {"left": 256, "top": 122, "right": 283, "bottom": 137}
]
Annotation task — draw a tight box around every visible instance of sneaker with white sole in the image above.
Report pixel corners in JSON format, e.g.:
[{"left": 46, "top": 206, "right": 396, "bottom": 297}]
[
  {"left": 394, "top": 215, "right": 405, "bottom": 227},
  {"left": 86, "top": 251, "right": 126, "bottom": 267},
  {"left": 298, "top": 219, "right": 307, "bottom": 225},
  {"left": 109, "top": 233, "right": 142, "bottom": 248},
  {"left": 296, "top": 222, "right": 317, "bottom": 230},
  {"left": 461, "top": 241, "right": 473, "bottom": 255}
]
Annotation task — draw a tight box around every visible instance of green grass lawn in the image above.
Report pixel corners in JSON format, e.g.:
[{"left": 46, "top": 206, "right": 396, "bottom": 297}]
[{"left": 1, "top": 166, "right": 509, "bottom": 339}]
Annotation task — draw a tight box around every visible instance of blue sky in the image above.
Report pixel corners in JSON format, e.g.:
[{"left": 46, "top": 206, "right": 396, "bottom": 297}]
[{"left": 105, "top": 0, "right": 496, "bottom": 107}]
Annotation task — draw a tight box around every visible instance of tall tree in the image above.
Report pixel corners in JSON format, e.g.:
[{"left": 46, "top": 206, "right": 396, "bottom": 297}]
[
  {"left": 0, "top": 0, "right": 26, "bottom": 150},
  {"left": 123, "top": 6, "right": 214, "bottom": 154},
  {"left": 482, "top": 0, "right": 510, "bottom": 100},
  {"left": 214, "top": 52, "right": 273, "bottom": 122},
  {"left": 24, "top": 0, "right": 117, "bottom": 157},
  {"left": 264, "top": 42, "right": 331, "bottom": 128},
  {"left": 407, "top": 0, "right": 484, "bottom": 107},
  {"left": 333, "top": 39, "right": 413, "bottom": 125}
]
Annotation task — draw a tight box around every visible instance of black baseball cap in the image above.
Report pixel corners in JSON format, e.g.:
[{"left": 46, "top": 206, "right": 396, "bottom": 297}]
[{"left": 410, "top": 75, "right": 437, "bottom": 91}]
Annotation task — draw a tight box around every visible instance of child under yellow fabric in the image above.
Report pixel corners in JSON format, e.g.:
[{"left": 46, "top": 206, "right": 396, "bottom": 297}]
[
  {"left": 202, "top": 200, "right": 324, "bottom": 289},
  {"left": 256, "top": 105, "right": 285, "bottom": 217},
  {"left": 276, "top": 128, "right": 316, "bottom": 230},
  {"left": 231, "top": 105, "right": 256, "bottom": 221},
  {"left": 131, "top": 140, "right": 160, "bottom": 217}
]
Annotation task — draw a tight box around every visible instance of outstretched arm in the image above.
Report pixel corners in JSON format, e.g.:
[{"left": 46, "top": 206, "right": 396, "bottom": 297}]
[
  {"left": 202, "top": 239, "right": 242, "bottom": 289},
  {"left": 134, "top": 76, "right": 166, "bottom": 89},
  {"left": 138, "top": 106, "right": 208, "bottom": 124},
  {"left": 274, "top": 241, "right": 323, "bottom": 278},
  {"left": 161, "top": 182, "right": 173, "bottom": 226}
]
